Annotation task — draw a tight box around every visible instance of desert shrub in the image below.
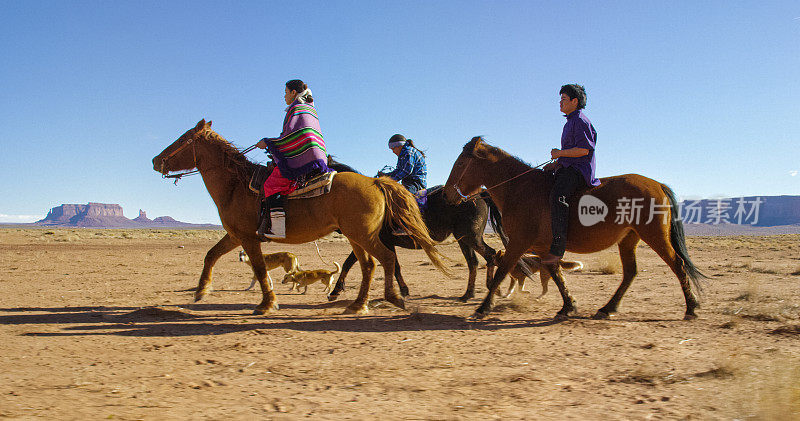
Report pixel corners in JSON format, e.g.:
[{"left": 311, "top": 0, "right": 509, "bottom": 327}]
[
  {"left": 750, "top": 264, "right": 780, "bottom": 274},
  {"left": 594, "top": 254, "right": 621, "bottom": 275}
]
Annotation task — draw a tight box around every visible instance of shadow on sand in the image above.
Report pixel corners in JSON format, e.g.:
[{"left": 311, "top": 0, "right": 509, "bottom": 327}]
[{"left": 2, "top": 297, "right": 573, "bottom": 337}]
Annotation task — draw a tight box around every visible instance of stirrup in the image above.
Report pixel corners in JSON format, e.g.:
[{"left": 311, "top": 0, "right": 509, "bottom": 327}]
[
  {"left": 261, "top": 211, "right": 285, "bottom": 239},
  {"left": 256, "top": 215, "right": 272, "bottom": 241}
]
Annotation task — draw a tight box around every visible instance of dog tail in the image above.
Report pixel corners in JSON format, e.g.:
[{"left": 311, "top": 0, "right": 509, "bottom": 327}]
[{"left": 560, "top": 260, "right": 583, "bottom": 271}]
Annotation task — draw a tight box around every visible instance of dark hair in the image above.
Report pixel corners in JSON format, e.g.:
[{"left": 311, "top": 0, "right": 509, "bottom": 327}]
[
  {"left": 559, "top": 84, "right": 587, "bottom": 110},
  {"left": 388, "top": 133, "right": 425, "bottom": 157},
  {"left": 286, "top": 79, "right": 313, "bottom": 102}
]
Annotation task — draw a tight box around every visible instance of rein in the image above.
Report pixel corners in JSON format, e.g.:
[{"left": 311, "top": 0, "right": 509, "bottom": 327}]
[
  {"left": 161, "top": 136, "right": 260, "bottom": 184},
  {"left": 453, "top": 158, "right": 556, "bottom": 203}
]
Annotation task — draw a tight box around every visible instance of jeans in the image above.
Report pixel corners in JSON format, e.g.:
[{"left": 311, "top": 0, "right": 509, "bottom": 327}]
[{"left": 549, "top": 166, "right": 586, "bottom": 257}]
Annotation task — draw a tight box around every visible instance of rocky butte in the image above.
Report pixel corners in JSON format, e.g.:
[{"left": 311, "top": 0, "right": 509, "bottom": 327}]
[{"left": 36, "top": 203, "right": 221, "bottom": 229}]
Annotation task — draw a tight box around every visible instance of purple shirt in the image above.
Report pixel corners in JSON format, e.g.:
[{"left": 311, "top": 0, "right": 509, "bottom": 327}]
[{"left": 558, "top": 110, "right": 599, "bottom": 187}]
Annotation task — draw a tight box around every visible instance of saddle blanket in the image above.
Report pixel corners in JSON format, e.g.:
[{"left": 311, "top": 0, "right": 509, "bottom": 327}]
[
  {"left": 248, "top": 165, "right": 336, "bottom": 200},
  {"left": 289, "top": 171, "right": 336, "bottom": 199}
]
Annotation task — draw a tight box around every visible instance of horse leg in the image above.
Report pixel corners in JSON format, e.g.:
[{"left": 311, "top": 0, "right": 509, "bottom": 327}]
[
  {"left": 196, "top": 233, "right": 240, "bottom": 301},
  {"left": 638, "top": 227, "right": 699, "bottom": 320},
  {"left": 328, "top": 251, "right": 357, "bottom": 301},
  {"left": 373, "top": 242, "right": 404, "bottom": 310},
  {"left": 594, "top": 231, "right": 640, "bottom": 319},
  {"left": 474, "top": 240, "right": 497, "bottom": 294},
  {"left": 344, "top": 243, "right": 375, "bottom": 314},
  {"left": 394, "top": 256, "right": 410, "bottom": 298},
  {"left": 378, "top": 230, "right": 409, "bottom": 297},
  {"left": 241, "top": 240, "right": 278, "bottom": 315},
  {"left": 473, "top": 245, "right": 525, "bottom": 318},
  {"left": 457, "top": 240, "right": 480, "bottom": 302},
  {"left": 546, "top": 264, "right": 577, "bottom": 320}
]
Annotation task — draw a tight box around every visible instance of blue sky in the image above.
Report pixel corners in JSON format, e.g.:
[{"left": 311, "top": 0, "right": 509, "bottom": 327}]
[{"left": 1, "top": 1, "right": 798, "bottom": 223}]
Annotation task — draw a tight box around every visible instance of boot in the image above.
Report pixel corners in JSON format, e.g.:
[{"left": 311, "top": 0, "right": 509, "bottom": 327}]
[
  {"left": 256, "top": 199, "right": 272, "bottom": 241},
  {"left": 258, "top": 194, "right": 286, "bottom": 240}
]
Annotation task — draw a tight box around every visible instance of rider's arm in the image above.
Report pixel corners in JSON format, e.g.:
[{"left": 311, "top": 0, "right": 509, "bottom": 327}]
[
  {"left": 551, "top": 147, "right": 589, "bottom": 159},
  {"left": 256, "top": 138, "right": 274, "bottom": 149},
  {"left": 386, "top": 150, "right": 413, "bottom": 181}
]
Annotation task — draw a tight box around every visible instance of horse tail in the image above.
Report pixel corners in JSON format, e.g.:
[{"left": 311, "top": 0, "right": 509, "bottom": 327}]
[
  {"left": 481, "top": 191, "right": 509, "bottom": 246},
  {"left": 661, "top": 184, "right": 708, "bottom": 293},
  {"left": 374, "top": 177, "right": 453, "bottom": 277}
]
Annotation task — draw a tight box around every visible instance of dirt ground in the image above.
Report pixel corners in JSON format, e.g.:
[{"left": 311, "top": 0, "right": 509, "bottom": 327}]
[{"left": 1, "top": 228, "right": 798, "bottom": 420}]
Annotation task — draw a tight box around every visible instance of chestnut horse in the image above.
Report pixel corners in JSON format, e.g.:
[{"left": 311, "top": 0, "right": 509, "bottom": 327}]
[
  {"left": 444, "top": 136, "right": 705, "bottom": 320},
  {"left": 152, "top": 119, "right": 449, "bottom": 315}
]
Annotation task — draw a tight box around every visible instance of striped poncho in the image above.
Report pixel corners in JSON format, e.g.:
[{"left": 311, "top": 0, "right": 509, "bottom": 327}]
[{"left": 266, "top": 99, "right": 330, "bottom": 180}]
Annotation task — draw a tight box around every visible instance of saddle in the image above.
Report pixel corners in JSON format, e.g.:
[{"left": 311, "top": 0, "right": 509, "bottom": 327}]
[
  {"left": 415, "top": 185, "right": 443, "bottom": 211},
  {"left": 248, "top": 165, "right": 337, "bottom": 200},
  {"left": 253, "top": 168, "right": 337, "bottom": 240}
]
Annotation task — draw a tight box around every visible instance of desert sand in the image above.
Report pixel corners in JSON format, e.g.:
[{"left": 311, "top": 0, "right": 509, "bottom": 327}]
[{"left": 1, "top": 228, "right": 798, "bottom": 420}]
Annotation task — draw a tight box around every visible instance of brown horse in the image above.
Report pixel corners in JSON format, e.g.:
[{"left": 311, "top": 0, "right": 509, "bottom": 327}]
[
  {"left": 152, "top": 119, "right": 449, "bottom": 315},
  {"left": 444, "top": 136, "right": 705, "bottom": 320}
]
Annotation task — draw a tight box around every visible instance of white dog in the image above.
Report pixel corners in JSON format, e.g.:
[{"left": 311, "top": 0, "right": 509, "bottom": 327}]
[{"left": 238, "top": 250, "right": 300, "bottom": 290}]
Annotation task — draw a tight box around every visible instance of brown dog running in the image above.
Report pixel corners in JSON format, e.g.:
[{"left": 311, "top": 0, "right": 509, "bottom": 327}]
[
  {"left": 282, "top": 262, "right": 341, "bottom": 294},
  {"left": 238, "top": 250, "right": 300, "bottom": 291},
  {"left": 495, "top": 250, "right": 583, "bottom": 298}
]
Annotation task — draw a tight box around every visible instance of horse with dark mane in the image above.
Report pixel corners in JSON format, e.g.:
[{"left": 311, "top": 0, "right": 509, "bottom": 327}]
[
  {"left": 152, "top": 120, "right": 450, "bottom": 315},
  {"left": 444, "top": 136, "right": 706, "bottom": 320},
  {"left": 326, "top": 156, "right": 505, "bottom": 301}
]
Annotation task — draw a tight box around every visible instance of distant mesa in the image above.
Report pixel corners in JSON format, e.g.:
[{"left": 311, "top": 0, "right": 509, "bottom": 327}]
[
  {"left": 36, "top": 203, "right": 221, "bottom": 229},
  {"left": 133, "top": 209, "right": 151, "bottom": 222}
]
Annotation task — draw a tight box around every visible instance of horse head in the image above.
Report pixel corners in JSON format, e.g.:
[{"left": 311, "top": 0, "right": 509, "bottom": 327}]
[
  {"left": 444, "top": 136, "right": 491, "bottom": 205},
  {"left": 152, "top": 119, "right": 212, "bottom": 175}
]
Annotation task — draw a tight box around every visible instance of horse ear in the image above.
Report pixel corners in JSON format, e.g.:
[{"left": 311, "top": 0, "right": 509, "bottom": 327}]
[
  {"left": 195, "top": 119, "right": 206, "bottom": 130},
  {"left": 207, "top": 120, "right": 212, "bottom": 127},
  {"left": 470, "top": 136, "right": 489, "bottom": 159}
]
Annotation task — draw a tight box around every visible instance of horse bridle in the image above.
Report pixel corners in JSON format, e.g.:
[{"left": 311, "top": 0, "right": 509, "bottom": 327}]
[
  {"left": 160, "top": 130, "right": 260, "bottom": 184},
  {"left": 449, "top": 154, "right": 556, "bottom": 204},
  {"left": 160, "top": 132, "right": 201, "bottom": 183}
]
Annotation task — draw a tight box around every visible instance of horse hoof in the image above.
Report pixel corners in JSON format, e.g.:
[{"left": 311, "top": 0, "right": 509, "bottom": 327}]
[
  {"left": 387, "top": 296, "right": 405, "bottom": 310},
  {"left": 400, "top": 289, "right": 411, "bottom": 298},
  {"left": 343, "top": 304, "right": 369, "bottom": 315},
  {"left": 468, "top": 310, "right": 488, "bottom": 320},
  {"left": 457, "top": 294, "right": 473, "bottom": 303},
  {"left": 253, "top": 303, "right": 279, "bottom": 315},
  {"left": 327, "top": 293, "right": 339, "bottom": 302},
  {"left": 554, "top": 312, "right": 570, "bottom": 321},
  {"left": 683, "top": 313, "right": 698, "bottom": 321},
  {"left": 194, "top": 289, "right": 209, "bottom": 302},
  {"left": 592, "top": 310, "right": 612, "bottom": 320}
]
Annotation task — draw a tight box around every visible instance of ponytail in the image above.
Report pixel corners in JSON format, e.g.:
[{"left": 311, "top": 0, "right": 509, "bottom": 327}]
[
  {"left": 405, "top": 139, "right": 425, "bottom": 157},
  {"left": 286, "top": 79, "right": 313, "bottom": 103}
]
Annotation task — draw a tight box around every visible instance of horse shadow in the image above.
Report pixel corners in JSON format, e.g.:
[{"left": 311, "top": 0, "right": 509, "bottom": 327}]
[{"left": 2, "top": 300, "right": 574, "bottom": 337}]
